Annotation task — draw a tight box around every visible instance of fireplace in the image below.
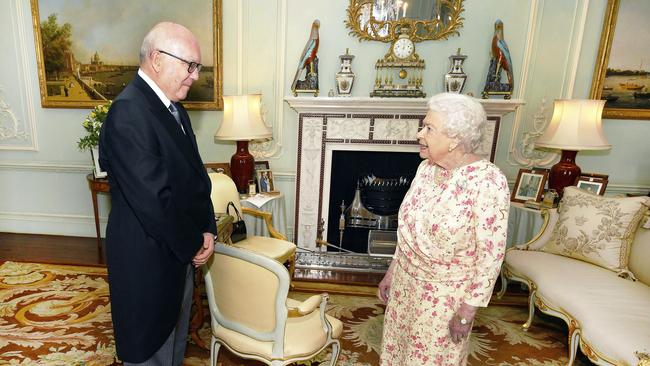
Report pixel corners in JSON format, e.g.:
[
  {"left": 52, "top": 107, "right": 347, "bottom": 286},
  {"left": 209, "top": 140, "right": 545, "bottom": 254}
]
[
  {"left": 326, "top": 150, "right": 421, "bottom": 253},
  {"left": 285, "top": 97, "right": 523, "bottom": 250}
]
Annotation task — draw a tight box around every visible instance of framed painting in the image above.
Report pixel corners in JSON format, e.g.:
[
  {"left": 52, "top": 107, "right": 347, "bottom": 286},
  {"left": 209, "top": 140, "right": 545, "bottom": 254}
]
[
  {"left": 589, "top": 0, "right": 650, "bottom": 120},
  {"left": 575, "top": 173, "right": 609, "bottom": 195},
  {"left": 30, "top": 0, "right": 223, "bottom": 110},
  {"left": 512, "top": 168, "right": 548, "bottom": 203}
]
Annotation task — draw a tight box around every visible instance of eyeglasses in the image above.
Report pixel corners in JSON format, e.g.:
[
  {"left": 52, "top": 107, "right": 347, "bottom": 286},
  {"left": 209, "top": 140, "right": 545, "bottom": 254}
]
[{"left": 157, "top": 50, "right": 203, "bottom": 74}]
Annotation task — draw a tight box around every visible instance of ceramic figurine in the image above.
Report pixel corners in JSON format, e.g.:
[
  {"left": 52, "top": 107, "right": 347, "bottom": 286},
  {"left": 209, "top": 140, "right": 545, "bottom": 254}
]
[
  {"left": 444, "top": 48, "right": 467, "bottom": 94},
  {"left": 291, "top": 20, "right": 320, "bottom": 97},
  {"left": 335, "top": 48, "right": 356, "bottom": 96},
  {"left": 482, "top": 19, "right": 514, "bottom": 99}
]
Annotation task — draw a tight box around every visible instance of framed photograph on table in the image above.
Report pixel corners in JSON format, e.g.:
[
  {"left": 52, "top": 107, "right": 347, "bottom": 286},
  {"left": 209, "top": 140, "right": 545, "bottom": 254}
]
[
  {"left": 512, "top": 168, "right": 549, "bottom": 203},
  {"left": 589, "top": 0, "right": 650, "bottom": 120},
  {"left": 575, "top": 173, "right": 609, "bottom": 195},
  {"left": 29, "top": 0, "right": 223, "bottom": 110},
  {"left": 204, "top": 162, "right": 230, "bottom": 177},
  {"left": 254, "top": 160, "right": 270, "bottom": 172},
  {"left": 256, "top": 169, "right": 277, "bottom": 194}
]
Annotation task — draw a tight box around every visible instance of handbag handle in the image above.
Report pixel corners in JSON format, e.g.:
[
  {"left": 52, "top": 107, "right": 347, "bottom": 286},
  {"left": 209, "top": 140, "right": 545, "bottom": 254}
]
[{"left": 226, "top": 202, "right": 243, "bottom": 221}]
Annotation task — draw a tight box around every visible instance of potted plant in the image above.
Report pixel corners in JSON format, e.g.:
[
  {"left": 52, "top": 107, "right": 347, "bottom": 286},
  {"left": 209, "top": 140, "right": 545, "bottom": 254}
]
[{"left": 78, "top": 101, "right": 111, "bottom": 178}]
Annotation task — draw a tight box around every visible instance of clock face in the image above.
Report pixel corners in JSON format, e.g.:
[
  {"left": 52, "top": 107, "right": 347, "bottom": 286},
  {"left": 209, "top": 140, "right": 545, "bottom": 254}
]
[{"left": 392, "top": 37, "right": 414, "bottom": 59}]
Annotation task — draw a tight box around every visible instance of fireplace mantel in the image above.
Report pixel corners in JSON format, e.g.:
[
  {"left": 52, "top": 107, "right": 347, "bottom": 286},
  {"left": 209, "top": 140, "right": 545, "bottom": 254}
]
[
  {"left": 286, "top": 96, "right": 524, "bottom": 249},
  {"left": 285, "top": 96, "right": 524, "bottom": 116}
]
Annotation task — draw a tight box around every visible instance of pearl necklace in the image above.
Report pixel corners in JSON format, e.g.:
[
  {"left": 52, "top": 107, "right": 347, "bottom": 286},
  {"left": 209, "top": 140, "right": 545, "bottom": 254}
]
[
  {"left": 433, "top": 154, "right": 471, "bottom": 185},
  {"left": 434, "top": 166, "right": 453, "bottom": 185}
]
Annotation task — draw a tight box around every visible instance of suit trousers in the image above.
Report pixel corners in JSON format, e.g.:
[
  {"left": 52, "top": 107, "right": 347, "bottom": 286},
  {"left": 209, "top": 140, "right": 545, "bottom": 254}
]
[{"left": 123, "top": 264, "right": 194, "bottom": 366}]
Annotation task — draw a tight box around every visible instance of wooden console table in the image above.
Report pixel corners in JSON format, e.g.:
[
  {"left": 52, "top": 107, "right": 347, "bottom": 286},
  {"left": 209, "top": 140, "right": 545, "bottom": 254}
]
[{"left": 86, "top": 174, "right": 109, "bottom": 251}]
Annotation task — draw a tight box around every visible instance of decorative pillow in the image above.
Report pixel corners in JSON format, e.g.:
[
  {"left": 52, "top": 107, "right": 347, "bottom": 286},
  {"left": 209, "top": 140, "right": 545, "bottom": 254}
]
[{"left": 540, "top": 186, "right": 649, "bottom": 277}]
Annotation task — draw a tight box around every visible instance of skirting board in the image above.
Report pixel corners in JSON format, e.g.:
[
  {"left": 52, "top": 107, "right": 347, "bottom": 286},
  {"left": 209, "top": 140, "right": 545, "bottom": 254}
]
[
  {"left": 0, "top": 211, "right": 295, "bottom": 242},
  {"left": 0, "top": 211, "right": 104, "bottom": 238}
]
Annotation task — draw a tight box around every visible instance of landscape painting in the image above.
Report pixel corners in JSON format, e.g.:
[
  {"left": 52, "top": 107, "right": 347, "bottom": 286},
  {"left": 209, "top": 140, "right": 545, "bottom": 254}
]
[
  {"left": 590, "top": 0, "right": 650, "bottom": 119},
  {"left": 30, "top": 0, "right": 222, "bottom": 110}
]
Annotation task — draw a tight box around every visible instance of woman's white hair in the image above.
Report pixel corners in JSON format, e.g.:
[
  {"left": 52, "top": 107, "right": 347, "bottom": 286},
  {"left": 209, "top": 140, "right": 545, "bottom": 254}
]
[{"left": 426, "top": 92, "right": 486, "bottom": 153}]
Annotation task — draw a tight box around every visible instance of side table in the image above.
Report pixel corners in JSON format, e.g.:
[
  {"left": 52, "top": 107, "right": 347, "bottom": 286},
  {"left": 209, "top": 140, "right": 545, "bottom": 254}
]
[
  {"left": 86, "top": 174, "right": 109, "bottom": 251},
  {"left": 507, "top": 202, "right": 550, "bottom": 248},
  {"left": 240, "top": 193, "right": 287, "bottom": 237}
]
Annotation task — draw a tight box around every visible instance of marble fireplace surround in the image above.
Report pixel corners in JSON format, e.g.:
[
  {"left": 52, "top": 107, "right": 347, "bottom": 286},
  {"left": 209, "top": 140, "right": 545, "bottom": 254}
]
[{"left": 285, "top": 97, "right": 523, "bottom": 249}]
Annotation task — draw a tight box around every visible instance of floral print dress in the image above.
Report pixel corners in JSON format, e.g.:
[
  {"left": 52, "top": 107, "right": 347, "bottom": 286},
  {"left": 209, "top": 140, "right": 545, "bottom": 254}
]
[{"left": 380, "top": 159, "right": 510, "bottom": 366}]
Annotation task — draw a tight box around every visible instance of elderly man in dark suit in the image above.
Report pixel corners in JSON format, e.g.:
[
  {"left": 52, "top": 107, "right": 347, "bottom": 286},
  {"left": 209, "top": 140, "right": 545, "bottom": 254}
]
[{"left": 99, "top": 22, "right": 216, "bottom": 365}]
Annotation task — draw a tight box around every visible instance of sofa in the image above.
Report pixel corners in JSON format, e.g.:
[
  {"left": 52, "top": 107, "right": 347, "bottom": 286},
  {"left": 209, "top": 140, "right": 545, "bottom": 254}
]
[{"left": 500, "top": 187, "right": 650, "bottom": 366}]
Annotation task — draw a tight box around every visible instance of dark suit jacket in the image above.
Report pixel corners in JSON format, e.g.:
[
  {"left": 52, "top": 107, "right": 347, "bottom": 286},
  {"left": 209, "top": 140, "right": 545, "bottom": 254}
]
[{"left": 98, "top": 74, "right": 216, "bottom": 362}]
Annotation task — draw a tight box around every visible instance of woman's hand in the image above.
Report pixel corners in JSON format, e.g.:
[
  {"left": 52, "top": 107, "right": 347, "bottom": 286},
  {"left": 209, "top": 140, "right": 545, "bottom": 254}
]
[
  {"left": 377, "top": 262, "right": 396, "bottom": 304},
  {"left": 448, "top": 303, "right": 477, "bottom": 343}
]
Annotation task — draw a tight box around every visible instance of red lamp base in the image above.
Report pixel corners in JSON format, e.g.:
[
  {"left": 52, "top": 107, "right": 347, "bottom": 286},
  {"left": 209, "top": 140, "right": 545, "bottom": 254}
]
[
  {"left": 548, "top": 150, "right": 581, "bottom": 197},
  {"left": 230, "top": 141, "right": 255, "bottom": 194}
]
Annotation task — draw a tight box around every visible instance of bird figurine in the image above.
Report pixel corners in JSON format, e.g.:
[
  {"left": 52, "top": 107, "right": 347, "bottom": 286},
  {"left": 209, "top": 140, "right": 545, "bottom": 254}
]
[
  {"left": 492, "top": 19, "right": 513, "bottom": 86},
  {"left": 291, "top": 20, "right": 320, "bottom": 96},
  {"left": 482, "top": 19, "right": 514, "bottom": 99}
]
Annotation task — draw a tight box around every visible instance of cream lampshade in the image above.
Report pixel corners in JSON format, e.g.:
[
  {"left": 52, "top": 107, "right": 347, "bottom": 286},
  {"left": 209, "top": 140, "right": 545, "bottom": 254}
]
[
  {"left": 215, "top": 94, "right": 272, "bottom": 193},
  {"left": 535, "top": 99, "right": 610, "bottom": 195}
]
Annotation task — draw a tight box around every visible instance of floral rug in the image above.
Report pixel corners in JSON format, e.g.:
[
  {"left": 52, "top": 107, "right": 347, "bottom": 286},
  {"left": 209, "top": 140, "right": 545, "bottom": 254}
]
[{"left": 0, "top": 261, "right": 593, "bottom": 365}]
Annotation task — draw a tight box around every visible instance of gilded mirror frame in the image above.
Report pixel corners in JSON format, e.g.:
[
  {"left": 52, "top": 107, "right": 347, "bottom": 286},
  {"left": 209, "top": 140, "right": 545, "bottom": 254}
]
[{"left": 345, "top": 0, "right": 465, "bottom": 43}]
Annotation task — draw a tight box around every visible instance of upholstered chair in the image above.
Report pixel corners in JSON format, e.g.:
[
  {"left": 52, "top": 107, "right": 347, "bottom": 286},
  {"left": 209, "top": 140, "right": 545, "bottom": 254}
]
[
  {"left": 208, "top": 172, "right": 296, "bottom": 277},
  {"left": 203, "top": 243, "right": 342, "bottom": 366}
]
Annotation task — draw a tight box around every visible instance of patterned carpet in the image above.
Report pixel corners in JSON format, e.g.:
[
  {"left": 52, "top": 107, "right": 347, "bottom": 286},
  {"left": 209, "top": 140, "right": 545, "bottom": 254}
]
[{"left": 0, "top": 261, "right": 593, "bottom": 365}]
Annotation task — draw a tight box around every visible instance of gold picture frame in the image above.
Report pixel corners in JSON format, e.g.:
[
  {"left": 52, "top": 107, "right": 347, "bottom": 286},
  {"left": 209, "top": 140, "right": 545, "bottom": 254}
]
[
  {"left": 589, "top": 0, "right": 650, "bottom": 120},
  {"left": 256, "top": 169, "right": 277, "bottom": 194},
  {"left": 30, "top": 0, "right": 223, "bottom": 110}
]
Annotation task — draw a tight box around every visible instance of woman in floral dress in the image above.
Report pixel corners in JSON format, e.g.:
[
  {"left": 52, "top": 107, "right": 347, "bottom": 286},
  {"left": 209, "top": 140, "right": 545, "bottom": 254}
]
[{"left": 378, "top": 93, "right": 510, "bottom": 366}]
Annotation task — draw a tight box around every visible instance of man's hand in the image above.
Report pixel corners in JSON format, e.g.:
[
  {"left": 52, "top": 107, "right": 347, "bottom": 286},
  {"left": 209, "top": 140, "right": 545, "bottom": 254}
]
[
  {"left": 448, "top": 303, "right": 477, "bottom": 343},
  {"left": 192, "top": 232, "right": 215, "bottom": 267}
]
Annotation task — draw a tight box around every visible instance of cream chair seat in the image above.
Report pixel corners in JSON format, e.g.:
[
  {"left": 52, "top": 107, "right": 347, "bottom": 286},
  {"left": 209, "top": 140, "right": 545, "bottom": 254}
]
[
  {"left": 203, "top": 243, "right": 342, "bottom": 366},
  {"left": 208, "top": 172, "right": 296, "bottom": 276}
]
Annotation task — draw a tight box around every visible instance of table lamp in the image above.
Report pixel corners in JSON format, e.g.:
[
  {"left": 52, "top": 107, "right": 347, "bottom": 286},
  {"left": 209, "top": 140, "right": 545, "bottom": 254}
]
[
  {"left": 215, "top": 94, "right": 272, "bottom": 193},
  {"left": 535, "top": 99, "right": 610, "bottom": 196}
]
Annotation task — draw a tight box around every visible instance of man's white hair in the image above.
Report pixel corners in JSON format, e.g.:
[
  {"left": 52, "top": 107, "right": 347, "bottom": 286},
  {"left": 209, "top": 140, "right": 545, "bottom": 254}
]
[
  {"left": 139, "top": 22, "right": 178, "bottom": 65},
  {"left": 426, "top": 92, "right": 486, "bottom": 153}
]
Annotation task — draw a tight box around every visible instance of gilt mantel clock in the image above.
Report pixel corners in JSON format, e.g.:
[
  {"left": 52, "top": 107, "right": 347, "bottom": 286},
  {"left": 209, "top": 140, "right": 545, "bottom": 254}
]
[{"left": 371, "top": 28, "right": 425, "bottom": 97}]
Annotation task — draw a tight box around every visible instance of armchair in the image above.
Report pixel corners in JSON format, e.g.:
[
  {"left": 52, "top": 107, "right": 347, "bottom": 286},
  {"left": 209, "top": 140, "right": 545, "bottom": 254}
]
[
  {"left": 209, "top": 172, "right": 296, "bottom": 277},
  {"left": 203, "top": 243, "right": 342, "bottom": 366}
]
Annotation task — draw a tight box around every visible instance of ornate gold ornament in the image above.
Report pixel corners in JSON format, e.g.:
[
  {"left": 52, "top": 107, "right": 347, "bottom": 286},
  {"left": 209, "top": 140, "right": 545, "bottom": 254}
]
[
  {"left": 345, "top": 0, "right": 465, "bottom": 43},
  {"left": 346, "top": 0, "right": 465, "bottom": 98}
]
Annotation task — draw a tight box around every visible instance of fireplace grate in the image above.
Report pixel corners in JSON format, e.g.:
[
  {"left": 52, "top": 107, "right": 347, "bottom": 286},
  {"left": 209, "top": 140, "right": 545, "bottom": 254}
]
[{"left": 295, "top": 251, "right": 392, "bottom": 273}]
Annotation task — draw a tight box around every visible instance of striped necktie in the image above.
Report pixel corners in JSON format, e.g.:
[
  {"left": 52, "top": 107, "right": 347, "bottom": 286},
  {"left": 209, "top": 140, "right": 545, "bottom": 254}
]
[{"left": 168, "top": 103, "right": 185, "bottom": 134}]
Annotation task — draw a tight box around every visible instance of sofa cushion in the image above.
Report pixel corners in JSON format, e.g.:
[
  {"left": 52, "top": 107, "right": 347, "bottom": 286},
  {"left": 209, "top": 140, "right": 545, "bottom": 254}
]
[
  {"left": 540, "top": 186, "right": 649, "bottom": 276},
  {"left": 629, "top": 219, "right": 650, "bottom": 285},
  {"left": 506, "top": 249, "right": 650, "bottom": 365}
]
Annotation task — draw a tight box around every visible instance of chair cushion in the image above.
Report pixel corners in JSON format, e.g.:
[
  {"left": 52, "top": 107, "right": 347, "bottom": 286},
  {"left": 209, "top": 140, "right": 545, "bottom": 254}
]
[
  {"left": 506, "top": 249, "right": 650, "bottom": 365},
  {"left": 540, "top": 186, "right": 649, "bottom": 275},
  {"left": 232, "top": 236, "right": 296, "bottom": 264},
  {"left": 214, "top": 298, "right": 342, "bottom": 360}
]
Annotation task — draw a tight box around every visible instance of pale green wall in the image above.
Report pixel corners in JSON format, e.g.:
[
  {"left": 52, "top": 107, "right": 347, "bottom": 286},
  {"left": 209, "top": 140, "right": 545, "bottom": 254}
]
[{"left": 1, "top": 0, "right": 648, "bottom": 239}]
